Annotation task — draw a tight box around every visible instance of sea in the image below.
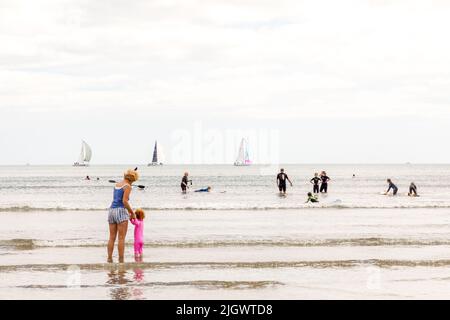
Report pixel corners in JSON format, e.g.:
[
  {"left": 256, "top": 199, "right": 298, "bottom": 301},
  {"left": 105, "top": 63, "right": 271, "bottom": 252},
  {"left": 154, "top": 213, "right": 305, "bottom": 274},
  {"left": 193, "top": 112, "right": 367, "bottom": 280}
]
[{"left": 1, "top": 164, "right": 450, "bottom": 299}]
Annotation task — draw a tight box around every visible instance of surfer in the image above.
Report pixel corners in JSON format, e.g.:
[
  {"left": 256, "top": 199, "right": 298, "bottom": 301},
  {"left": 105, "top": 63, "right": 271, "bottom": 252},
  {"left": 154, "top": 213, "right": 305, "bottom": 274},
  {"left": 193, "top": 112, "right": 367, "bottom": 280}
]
[
  {"left": 384, "top": 179, "right": 398, "bottom": 196},
  {"left": 181, "top": 172, "right": 192, "bottom": 194},
  {"left": 277, "top": 168, "right": 293, "bottom": 194},
  {"left": 320, "top": 171, "right": 330, "bottom": 193},
  {"left": 85, "top": 175, "right": 91, "bottom": 181},
  {"left": 310, "top": 173, "right": 321, "bottom": 194},
  {"left": 408, "top": 182, "right": 418, "bottom": 197},
  {"left": 195, "top": 186, "right": 211, "bottom": 192},
  {"left": 305, "top": 192, "right": 319, "bottom": 203}
]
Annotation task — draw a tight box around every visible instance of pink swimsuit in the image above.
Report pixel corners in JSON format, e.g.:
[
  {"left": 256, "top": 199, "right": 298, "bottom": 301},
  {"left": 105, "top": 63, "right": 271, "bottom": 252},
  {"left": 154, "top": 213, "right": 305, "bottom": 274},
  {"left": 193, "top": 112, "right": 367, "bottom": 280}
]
[{"left": 130, "top": 219, "right": 144, "bottom": 255}]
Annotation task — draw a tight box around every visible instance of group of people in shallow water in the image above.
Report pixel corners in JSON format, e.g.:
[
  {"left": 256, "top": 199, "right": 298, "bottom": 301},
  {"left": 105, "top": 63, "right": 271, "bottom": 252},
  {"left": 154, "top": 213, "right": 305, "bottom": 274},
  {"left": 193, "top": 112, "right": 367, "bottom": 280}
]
[
  {"left": 385, "top": 179, "right": 419, "bottom": 197},
  {"left": 106, "top": 168, "right": 421, "bottom": 263},
  {"left": 277, "top": 169, "right": 330, "bottom": 203}
]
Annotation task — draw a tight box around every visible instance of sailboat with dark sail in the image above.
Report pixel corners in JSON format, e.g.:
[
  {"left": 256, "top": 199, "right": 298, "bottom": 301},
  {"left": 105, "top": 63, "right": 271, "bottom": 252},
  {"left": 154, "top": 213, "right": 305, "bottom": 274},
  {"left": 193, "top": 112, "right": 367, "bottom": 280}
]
[{"left": 148, "top": 141, "right": 164, "bottom": 166}]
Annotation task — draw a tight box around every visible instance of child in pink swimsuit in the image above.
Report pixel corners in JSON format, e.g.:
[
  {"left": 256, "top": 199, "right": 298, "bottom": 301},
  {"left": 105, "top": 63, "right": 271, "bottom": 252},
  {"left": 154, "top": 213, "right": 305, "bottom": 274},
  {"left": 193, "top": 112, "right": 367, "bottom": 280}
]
[{"left": 130, "top": 208, "right": 145, "bottom": 257}]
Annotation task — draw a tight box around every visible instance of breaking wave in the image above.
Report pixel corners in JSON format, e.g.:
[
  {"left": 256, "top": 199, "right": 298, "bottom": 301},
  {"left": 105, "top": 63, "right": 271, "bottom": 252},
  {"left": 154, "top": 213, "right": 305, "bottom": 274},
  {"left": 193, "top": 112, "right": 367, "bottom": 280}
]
[{"left": 2, "top": 204, "right": 450, "bottom": 212}]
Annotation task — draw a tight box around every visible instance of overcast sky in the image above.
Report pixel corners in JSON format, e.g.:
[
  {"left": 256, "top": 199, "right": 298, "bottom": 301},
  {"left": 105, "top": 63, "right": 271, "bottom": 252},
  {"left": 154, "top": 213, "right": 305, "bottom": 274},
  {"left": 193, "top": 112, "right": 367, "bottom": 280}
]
[{"left": 1, "top": 0, "right": 450, "bottom": 164}]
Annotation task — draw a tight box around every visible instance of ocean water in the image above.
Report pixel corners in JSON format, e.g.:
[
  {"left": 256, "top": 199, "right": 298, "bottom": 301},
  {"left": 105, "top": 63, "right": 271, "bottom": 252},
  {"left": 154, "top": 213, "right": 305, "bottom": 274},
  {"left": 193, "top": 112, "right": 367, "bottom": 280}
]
[
  {"left": 1, "top": 164, "right": 450, "bottom": 299},
  {"left": 1, "top": 164, "right": 450, "bottom": 211}
]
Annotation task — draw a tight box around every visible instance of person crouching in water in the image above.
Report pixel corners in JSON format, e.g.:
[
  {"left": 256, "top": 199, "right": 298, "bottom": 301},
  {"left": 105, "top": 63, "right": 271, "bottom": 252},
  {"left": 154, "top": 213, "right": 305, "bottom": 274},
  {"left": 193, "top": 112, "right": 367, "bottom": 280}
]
[
  {"left": 385, "top": 179, "right": 398, "bottom": 196},
  {"left": 130, "top": 208, "right": 145, "bottom": 260},
  {"left": 306, "top": 192, "right": 319, "bottom": 203},
  {"left": 408, "top": 182, "right": 419, "bottom": 197}
]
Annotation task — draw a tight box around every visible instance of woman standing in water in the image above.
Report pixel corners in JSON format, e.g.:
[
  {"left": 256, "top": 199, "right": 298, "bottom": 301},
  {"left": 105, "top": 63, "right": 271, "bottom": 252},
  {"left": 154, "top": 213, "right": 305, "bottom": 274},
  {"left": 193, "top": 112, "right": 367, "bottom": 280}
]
[
  {"left": 107, "top": 169, "right": 139, "bottom": 263},
  {"left": 320, "top": 171, "right": 331, "bottom": 193}
]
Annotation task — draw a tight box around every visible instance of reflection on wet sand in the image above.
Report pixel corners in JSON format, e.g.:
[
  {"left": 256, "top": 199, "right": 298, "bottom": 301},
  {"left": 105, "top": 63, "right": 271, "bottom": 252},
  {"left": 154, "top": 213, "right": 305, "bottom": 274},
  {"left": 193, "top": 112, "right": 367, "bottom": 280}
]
[
  {"left": 106, "top": 257, "right": 146, "bottom": 300},
  {"left": 132, "top": 256, "right": 145, "bottom": 300},
  {"left": 107, "top": 264, "right": 131, "bottom": 300}
]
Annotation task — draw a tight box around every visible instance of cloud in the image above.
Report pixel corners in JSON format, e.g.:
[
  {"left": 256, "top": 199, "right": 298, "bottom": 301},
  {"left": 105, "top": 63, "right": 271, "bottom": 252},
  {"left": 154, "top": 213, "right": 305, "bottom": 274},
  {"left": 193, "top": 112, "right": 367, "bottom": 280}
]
[{"left": 0, "top": 0, "right": 449, "bottom": 163}]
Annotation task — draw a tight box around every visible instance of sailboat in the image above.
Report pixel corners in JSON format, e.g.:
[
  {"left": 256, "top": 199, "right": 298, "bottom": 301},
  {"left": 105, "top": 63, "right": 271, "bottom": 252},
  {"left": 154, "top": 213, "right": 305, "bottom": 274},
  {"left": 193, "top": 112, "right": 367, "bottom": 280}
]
[
  {"left": 73, "top": 140, "right": 92, "bottom": 167},
  {"left": 148, "top": 141, "right": 164, "bottom": 166},
  {"left": 234, "top": 138, "right": 252, "bottom": 166}
]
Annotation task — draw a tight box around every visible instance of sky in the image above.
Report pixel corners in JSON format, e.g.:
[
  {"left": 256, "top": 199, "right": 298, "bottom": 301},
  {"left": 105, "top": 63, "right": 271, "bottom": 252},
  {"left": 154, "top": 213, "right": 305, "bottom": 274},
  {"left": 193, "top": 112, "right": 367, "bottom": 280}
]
[{"left": 1, "top": 0, "right": 450, "bottom": 164}]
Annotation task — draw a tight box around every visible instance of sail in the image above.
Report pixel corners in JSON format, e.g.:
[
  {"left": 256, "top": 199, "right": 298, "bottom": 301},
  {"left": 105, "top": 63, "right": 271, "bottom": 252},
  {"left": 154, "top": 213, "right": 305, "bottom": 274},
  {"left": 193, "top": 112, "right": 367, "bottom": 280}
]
[
  {"left": 77, "top": 144, "right": 85, "bottom": 164},
  {"left": 235, "top": 138, "right": 251, "bottom": 165},
  {"left": 244, "top": 143, "right": 251, "bottom": 164},
  {"left": 152, "top": 141, "right": 158, "bottom": 163},
  {"left": 236, "top": 139, "right": 245, "bottom": 164},
  {"left": 74, "top": 140, "right": 91, "bottom": 166},
  {"left": 83, "top": 141, "right": 92, "bottom": 162}
]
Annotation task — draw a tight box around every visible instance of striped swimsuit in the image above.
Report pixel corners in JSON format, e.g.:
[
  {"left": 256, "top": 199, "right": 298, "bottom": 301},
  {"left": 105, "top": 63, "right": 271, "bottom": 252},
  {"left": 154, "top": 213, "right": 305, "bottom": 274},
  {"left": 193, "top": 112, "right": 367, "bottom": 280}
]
[{"left": 108, "top": 184, "right": 130, "bottom": 224}]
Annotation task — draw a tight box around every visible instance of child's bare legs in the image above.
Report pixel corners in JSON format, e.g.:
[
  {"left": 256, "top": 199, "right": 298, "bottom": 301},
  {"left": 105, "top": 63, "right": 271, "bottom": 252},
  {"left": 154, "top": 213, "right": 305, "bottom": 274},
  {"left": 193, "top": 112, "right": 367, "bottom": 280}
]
[
  {"left": 107, "top": 224, "right": 118, "bottom": 263},
  {"left": 117, "top": 221, "right": 128, "bottom": 263}
]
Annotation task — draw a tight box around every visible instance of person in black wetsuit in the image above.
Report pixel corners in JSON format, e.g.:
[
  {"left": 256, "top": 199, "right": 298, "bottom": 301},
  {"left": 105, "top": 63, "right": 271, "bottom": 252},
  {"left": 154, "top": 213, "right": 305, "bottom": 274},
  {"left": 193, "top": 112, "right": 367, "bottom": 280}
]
[
  {"left": 181, "top": 172, "right": 192, "bottom": 194},
  {"left": 385, "top": 179, "right": 398, "bottom": 195},
  {"left": 310, "top": 173, "right": 321, "bottom": 194},
  {"left": 408, "top": 182, "right": 418, "bottom": 197},
  {"left": 276, "top": 168, "right": 293, "bottom": 194},
  {"left": 319, "top": 171, "right": 330, "bottom": 193}
]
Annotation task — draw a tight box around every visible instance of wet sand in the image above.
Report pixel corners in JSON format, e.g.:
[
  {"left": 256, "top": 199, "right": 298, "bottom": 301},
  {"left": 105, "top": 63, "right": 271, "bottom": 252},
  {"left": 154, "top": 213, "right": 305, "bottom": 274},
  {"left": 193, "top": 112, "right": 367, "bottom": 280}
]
[{"left": 1, "top": 208, "right": 450, "bottom": 299}]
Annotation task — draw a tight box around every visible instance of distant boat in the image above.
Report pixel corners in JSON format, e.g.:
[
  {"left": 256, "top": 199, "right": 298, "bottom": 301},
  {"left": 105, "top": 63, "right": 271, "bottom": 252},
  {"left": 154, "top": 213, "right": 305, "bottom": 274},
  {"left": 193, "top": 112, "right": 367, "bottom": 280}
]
[
  {"left": 234, "top": 138, "right": 252, "bottom": 166},
  {"left": 73, "top": 140, "right": 92, "bottom": 167},
  {"left": 148, "top": 141, "right": 164, "bottom": 166}
]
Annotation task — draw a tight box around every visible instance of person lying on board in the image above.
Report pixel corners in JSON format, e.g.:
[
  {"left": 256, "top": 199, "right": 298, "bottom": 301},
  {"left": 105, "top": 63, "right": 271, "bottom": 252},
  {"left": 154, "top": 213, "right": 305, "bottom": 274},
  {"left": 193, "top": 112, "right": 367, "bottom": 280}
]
[{"left": 195, "top": 186, "right": 211, "bottom": 192}]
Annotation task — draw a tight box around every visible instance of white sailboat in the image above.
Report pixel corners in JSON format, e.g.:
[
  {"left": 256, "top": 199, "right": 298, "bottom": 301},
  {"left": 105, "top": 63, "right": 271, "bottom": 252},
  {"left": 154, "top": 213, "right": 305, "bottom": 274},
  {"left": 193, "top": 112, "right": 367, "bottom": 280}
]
[
  {"left": 148, "top": 141, "right": 164, "bottom": 166},
  {"left": 73, "top": 140, "right": 92, "bottom": 167},
  {"left": 234, "top": 138, "right": 252, "bottom": 166}
]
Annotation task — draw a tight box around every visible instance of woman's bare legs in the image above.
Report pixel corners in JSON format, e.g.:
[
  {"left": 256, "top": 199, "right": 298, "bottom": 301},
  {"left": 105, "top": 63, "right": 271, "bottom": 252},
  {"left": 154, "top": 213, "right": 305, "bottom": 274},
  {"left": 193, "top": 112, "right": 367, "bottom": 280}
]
[
  {"left": 117, "top": 220, "right": 128, "bottom": 263},
  {"left": 108, "top": 223, "right": 118, "bottom": 262}
]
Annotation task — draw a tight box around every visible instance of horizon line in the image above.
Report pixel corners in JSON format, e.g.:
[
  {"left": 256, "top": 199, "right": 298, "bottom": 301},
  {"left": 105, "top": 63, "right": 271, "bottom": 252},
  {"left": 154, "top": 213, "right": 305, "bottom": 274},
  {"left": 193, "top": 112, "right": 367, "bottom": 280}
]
[{"left": 1, "top": 163, "right": 449, "bottom": 166}]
